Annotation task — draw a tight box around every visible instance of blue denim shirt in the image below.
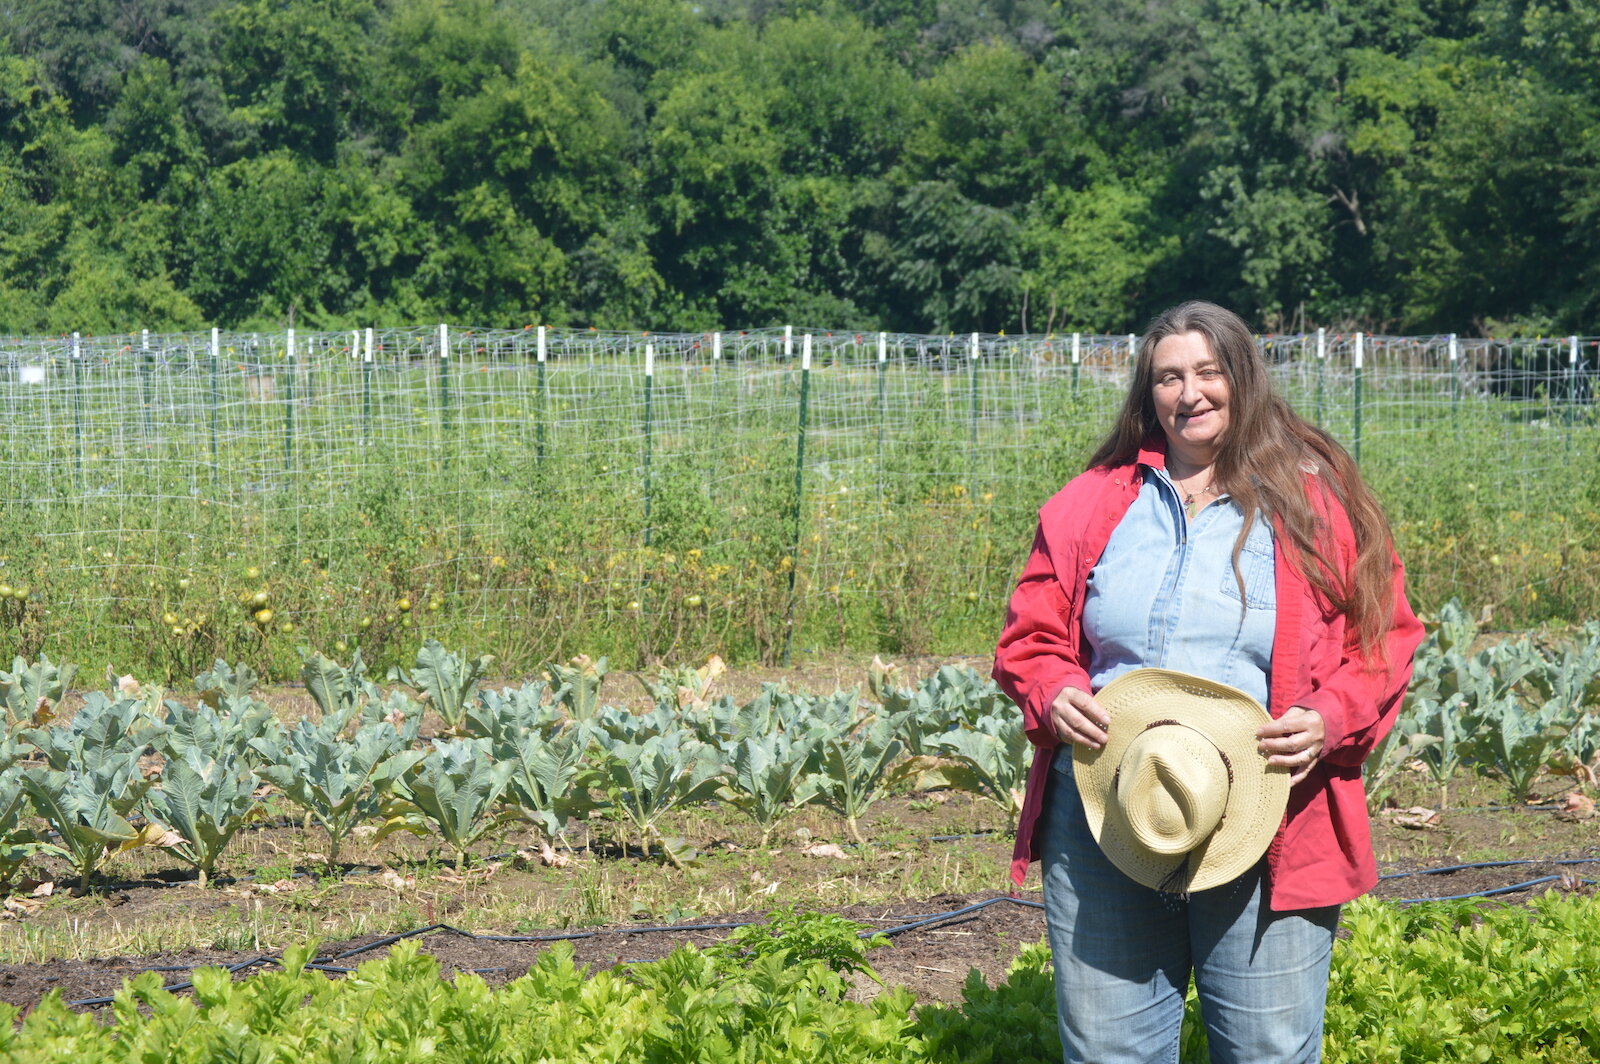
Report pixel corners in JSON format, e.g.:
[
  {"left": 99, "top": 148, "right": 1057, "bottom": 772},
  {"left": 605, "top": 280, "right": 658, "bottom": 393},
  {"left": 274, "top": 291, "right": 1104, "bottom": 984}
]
[{"left": 1080, "top": 465, "right": 1277, "bottom": 706}]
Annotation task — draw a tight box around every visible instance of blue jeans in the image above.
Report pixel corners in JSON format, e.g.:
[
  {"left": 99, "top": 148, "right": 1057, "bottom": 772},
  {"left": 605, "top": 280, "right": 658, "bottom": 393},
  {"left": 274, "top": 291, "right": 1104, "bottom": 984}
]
[{"left": 1040, "top": 753, "right": 1338, "bottom": 1064}]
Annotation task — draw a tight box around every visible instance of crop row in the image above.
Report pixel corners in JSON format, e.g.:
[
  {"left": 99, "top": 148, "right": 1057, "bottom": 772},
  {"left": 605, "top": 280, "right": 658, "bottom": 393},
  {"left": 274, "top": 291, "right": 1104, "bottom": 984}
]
[
  {"left": 2, "top": 604, "right": 1597, "bottom": 895},
  {"left": 0, "top": 649, "right": 1027, "bottom": 891},
  {"left": 5, "top": 892, "right": 1599, "bottom": 1061},
  {"left": 1365, "top": 601, "right": 1600, "bottom": 808}
]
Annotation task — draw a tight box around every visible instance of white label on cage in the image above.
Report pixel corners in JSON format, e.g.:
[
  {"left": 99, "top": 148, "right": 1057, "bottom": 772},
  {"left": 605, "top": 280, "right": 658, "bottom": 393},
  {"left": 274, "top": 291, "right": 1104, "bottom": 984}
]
[
  {"left": 878, "top": 332, "right": 887, "bottom": 363},
  {"left": 20, "top": 365, "right": 45, "bottom": 384},
  {"left": 1072, "top": 333, "right": 1080, "bottom": 364},
  {"left": 645, "top": 343, "right": 654, "bottom": 376},
  {"left": 802, "top": 333, "right": 812, "bottom": 370},
  {"left": 538, "top": 325, "right": 547, "bottom": 363}
]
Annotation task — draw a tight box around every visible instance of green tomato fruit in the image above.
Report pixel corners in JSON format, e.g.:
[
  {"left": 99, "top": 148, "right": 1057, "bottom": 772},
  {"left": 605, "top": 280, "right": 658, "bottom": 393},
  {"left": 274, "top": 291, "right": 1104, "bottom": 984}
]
[
  {"left": 250, "top": 590, "right": 270, "bottom": 608},
  {"left": 177, "top": 578, "right": 191, "bottom": 591},
  {"left": 396, "top": 597, "right": 412, "bottom": 612},
  {"left": 12, "top": 585, "right": 29, "bottom": 601},
  {"left": 253, "top": 608, "right": 274, "bottom": 625},
  {"left": 245, "top": 566, "right": 261, "bottom": 581}
]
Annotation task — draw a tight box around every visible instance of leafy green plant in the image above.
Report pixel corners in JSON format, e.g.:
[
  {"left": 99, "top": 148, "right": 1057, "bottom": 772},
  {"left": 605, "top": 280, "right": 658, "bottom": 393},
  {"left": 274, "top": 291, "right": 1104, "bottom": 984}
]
[
  {"left": 142, "top": 749, "right": 262, "bottom": 887},
  {"left": 498, "top": 721, "right": 595, "bottom": 845},
  {"left": 593, "top": 731, "right": 722, "bottom": 865},
  {"left": 547, "top": 654, "right": 607, "bottom": 722},
  {"left": 390, "top": 640, "right": 494, "bottom": 735},
  {"left": 932, "top": 711, "right": 1030, "bottom": 818},
  {"left": 0, "top": 653, "right": 77, "bottom": 727},
  {"left": 707, "top": 903, "right": 886, "bottom": 983},
  {"left": 466, "top": 679, "right": 560, "bottom": 745},
  {"left": 300, "top": 648, "right": 381, "bottom": 719},
  {"left": 1460, "top": 696, "right": 1571, "bottom": 801},
  {"left": 19, "top": 754, "right": 159, "bottom": 892},
  {"left": 0, "top": 766, "right": 63, "bottom": 890},
  {"left": 156, "top": 696, "right": 281, "bottom": 765},
  {"left": 250, "top": 707, "right": 426, "bottom": 872},
  {"left": 716, "top": 732, "right": 821, "bottom": 846},
  {"left": 811, "top": 717, "right": 914, "bottom": 844},
  {"left": 193, "top": 658, "right": 261, "bottom": 705},
  {"left": 19, "top": 693, "right": 161, "bottom": 771},
  {"left": 379, "top": 737, "right": 517, "bottom": 869}
]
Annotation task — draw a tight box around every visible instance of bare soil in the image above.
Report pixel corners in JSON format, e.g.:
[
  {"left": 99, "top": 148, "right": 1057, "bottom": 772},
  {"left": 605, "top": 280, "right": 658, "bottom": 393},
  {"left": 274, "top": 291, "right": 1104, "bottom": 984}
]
[{"left": 2, "top": 653, "right": 1597, "bottom": 1014}]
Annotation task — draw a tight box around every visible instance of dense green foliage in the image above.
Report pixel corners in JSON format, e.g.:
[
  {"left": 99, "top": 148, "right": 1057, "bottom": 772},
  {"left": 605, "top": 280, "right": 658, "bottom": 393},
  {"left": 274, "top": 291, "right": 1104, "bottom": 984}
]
[
  {"left": 3, "top": 0, "right": 1597, "bottom": 335},
  {"left": 2, "top": 896, "right": 1598, "bottom": 1061}
]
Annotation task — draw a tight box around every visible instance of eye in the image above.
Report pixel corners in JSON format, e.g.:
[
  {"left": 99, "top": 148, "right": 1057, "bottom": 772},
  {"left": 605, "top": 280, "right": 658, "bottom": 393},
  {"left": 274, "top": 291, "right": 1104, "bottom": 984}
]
[{"left": 1199, "top": 368, "right": 1223, "bottom": 380}]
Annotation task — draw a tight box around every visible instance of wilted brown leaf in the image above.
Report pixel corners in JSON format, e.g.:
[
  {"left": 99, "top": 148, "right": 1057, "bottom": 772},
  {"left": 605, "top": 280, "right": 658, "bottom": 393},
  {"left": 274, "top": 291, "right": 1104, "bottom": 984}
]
[
  {"left": 1557, "top": 792, "right": 1596, "bottom": 821},
  {"left": 1391, "top": 806, "right": 1441, "bottom": 829},
  {"left": 800, "top": 842, "right": 852, "bottom": 860}
]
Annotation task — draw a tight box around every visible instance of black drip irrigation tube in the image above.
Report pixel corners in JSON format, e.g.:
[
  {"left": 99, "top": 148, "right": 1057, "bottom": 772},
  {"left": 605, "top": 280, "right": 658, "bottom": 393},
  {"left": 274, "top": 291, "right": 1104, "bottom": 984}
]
[
  {"left": 1379, "top": 857, "right": 1600, "bottom": 904},
  {"left": 59, "top": 858, "right": 1600, "bottom": 1007},
  {"left": 63, "top": 895, "right": 1045, "bottom": 1008}
]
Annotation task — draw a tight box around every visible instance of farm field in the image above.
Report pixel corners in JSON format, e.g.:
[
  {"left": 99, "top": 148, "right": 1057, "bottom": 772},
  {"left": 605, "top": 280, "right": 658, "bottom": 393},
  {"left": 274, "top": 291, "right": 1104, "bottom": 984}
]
[
  {"left": 0, "top": 635, "right": 1597, "bottom": 1060},
  {"left": 2, "top": 327, "right": 1598, "bottom": 679}
]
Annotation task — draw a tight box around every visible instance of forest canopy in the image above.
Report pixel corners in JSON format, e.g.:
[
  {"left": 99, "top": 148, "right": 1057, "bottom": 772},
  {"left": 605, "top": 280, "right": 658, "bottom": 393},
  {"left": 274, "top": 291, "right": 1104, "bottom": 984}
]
[{"left": 1, "top": 0, "right": 1595, "bottom": 335}]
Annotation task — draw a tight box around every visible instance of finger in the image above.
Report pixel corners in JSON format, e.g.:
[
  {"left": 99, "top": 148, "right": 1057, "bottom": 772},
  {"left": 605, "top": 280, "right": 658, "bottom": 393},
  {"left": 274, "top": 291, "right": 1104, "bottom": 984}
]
[
  {"left": 1060, "top": 689, "right": 1110, "bottom": 732},
  {"left": 1050, "top": 700, "right": 1109, "bottom": 749}
]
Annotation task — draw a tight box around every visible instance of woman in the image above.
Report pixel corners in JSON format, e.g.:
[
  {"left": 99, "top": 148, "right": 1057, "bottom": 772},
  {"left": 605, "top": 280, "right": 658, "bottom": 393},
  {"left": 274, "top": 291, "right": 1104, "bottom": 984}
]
[{"left": 993, "top": 301, "right": 1424, "bottom": 1063}]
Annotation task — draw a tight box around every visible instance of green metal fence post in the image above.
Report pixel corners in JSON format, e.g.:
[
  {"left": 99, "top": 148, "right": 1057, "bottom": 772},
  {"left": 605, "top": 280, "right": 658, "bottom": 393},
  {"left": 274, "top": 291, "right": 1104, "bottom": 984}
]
[
  {"left": 1315, "top": 327, "right": 1326, "bottom": 427},
  {"left": 1353, "top": 332, "right": 1365, "bottom": 465},
  {"left": 642, "top": 342, "right": 654, "bottom": 548},
  {"left": 208, "top": 327, "right": 220, "bottom": 478},
  {"left": 361, "top": 328, "right": 373, "bottom": 446},
  {"left": 1449, "top": 333, "right": 1459, "bottom": 429},
  {"left": 438, "top": 323, "right": 452, "bottom": 444},
  {"left": 876, "top": 332, "right": 888, "bottom": 503},
  {"left": 283, "top": 328, "right": 296, "bottom": 473},
  {"left": 138, "top": 329, "right": 155, "bottom": 446},
  {"left": 536, "top": 324, "right": 547, "bottom": 466},
  {"left": 72, "top": 332, "right": 84, "bottom": 489},
  {"left": 967, "top": 332, "right": 980, "bottom": 504},
  {"left": 1569, "top": 335, "right": 1580, "bottom": 423},
  {"left": 782, "top": 332, "right": 812, "bottom": 667}
]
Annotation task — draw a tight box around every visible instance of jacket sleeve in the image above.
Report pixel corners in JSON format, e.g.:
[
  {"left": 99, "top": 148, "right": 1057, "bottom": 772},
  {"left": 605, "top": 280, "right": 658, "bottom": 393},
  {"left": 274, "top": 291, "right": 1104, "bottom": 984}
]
[
  {"left": 992, "top": 521, "right": 1092, "bottom": 750},
  {"left": 1297, "top": 554, "right": 1424, "bottom": 765},
  {"left": 1291, "top": 478, "right": 1426, "bottom": 765}
]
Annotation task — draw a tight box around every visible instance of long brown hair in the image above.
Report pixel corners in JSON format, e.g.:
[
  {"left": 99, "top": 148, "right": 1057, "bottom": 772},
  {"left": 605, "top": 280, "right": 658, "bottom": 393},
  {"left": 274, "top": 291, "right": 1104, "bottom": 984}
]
[{"left": 1088, "top": 300, "right": 1396, "bottom": 659}]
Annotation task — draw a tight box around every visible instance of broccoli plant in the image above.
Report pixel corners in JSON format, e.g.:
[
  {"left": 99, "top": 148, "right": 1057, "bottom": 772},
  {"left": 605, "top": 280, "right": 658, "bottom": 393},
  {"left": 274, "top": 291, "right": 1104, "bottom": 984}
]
[
  {"left": 20, "top": 751, "right": 161, "bottom": 892},
  {"left": 250, "top": 707, "right": 425, "bottom": 873},
  {"left": 499, "top": 722, "right": 595, "bottom": 846},
  {"left": 142, "top": 749, "right": 262, "bottom": 887},
  {"left": 0, "top": 653, "right": 78, "bottom": 727},
  {"left": 810, "top": 717, "right": 914, "bottom": 845},
  {"left": 0, "top": 766, "right": 64, "bottom": 890},
  {"left": 380, "top": 737, "right": 518, "bottom": 869},
  {"left": 389, "top": 640, "right": 494, "bottom": 735},
  {"left": 301, "top": 648, "right": 382, "bottom": 719},
  {"left": 193, "top": 659, "right": 261, "bottom": 706},
  {"left": 716, "top": 732, "right": 821, "bottom": 847},
  {"left": 20, "top": 693, "right": 162, "bottom": 770},
  {"left": 593, "top": 731, "right": 722, "bottom": 865},
  {"left": 466, "top": 679, "right": 560, "bottom": 745},
  {"left": 547, "top": 655, "right": 607, "bottom": 722},
  {"left": 933, "top": 710, "right": 1030, "bottom": 819}
]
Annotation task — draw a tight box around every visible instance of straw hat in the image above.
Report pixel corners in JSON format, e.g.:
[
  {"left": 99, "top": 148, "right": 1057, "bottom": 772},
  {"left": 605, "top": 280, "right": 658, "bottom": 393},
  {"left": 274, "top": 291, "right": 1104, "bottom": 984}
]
[{"left": 1073, "top": 668, "right": 1290, "bottom": 893}]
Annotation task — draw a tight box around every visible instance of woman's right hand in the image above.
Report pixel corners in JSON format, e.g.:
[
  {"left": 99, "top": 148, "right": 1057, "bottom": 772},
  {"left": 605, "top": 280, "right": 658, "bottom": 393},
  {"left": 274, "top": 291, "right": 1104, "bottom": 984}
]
[{"left": 1050, "top": 685, "right": 1111, "bottom": 749}]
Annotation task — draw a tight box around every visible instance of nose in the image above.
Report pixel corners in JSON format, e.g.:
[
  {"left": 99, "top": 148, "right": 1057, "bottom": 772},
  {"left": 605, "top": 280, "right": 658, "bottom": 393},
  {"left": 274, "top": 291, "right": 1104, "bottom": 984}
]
[{"left": 1177, "top": 373, "right": 1203, "bottom": 407}]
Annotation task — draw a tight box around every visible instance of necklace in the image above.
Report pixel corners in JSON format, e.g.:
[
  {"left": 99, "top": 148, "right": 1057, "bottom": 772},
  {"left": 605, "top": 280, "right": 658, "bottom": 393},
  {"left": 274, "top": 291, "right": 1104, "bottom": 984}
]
[{"left": 1183, "top": 482, "right": 1218, "bottom": 518}]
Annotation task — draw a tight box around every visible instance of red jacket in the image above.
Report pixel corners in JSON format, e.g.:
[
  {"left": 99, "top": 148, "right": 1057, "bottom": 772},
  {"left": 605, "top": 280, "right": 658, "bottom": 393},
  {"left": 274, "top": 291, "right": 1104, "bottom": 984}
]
[{"left": 994, "top": 441, "right": 1424, "bottom": 910}]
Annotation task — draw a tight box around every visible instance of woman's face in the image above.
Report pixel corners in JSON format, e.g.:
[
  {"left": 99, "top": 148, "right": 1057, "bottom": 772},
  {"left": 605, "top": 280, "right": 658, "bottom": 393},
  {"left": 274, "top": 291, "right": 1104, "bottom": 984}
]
[{"left": 1150, "top": 330, "right": 1230, "bottom": 466}]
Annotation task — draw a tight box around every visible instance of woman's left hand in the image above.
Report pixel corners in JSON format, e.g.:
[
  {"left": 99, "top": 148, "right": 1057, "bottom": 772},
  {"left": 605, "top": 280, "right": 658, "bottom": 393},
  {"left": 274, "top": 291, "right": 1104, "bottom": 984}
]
[{"left": 1257, "top": 707, "right": 1325, "bottom": 786}]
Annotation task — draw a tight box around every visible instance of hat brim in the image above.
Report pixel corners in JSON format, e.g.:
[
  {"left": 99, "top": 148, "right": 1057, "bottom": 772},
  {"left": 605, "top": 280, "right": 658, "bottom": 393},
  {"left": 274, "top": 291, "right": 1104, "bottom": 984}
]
[{"left": 1073, "top": 668, "right": 1290, "bottom": 893}]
